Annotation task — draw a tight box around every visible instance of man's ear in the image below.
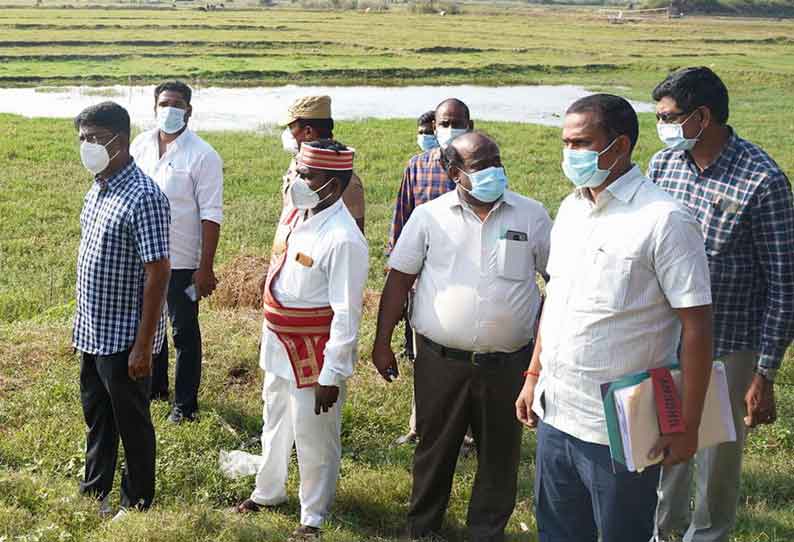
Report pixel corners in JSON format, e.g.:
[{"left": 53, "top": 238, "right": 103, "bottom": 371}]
[
  {"left": 616, "top": 134, "right": 632, "bottom": 157},
  {"left": 446, "top": 164, "right": 460, "bottom": 183},
  {"left": 698, "top": 106, "right": 712, "bottom": 130},
  {"left": 185, "top": 104, "right": 193, "bottom": 121},
  {"left": 468, "top": 120, "right": 474, "bottom": 130}
]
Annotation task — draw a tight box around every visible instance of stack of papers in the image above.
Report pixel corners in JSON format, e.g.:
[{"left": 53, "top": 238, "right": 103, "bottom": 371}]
[{"left": 603, "top": 362, "right": 736, "bottom": 472}]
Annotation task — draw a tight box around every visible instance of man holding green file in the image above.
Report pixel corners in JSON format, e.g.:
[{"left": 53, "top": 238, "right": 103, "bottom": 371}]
[{"left": 514, "top": 94, "right": 714, "bottom": 542}]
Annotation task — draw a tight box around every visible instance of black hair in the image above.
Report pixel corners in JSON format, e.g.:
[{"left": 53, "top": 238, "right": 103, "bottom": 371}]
[
  {"left": 154, "top": 80, "right": 192, "bottom": 104},
  {"left": 417, "top": 110, "right": 435, "bottom": 126},
  {"left": 652, "top": 67, "right": 729, "bottom": 124},
  {"left": 566, "top": 93, "right": 639, "bottom": 150},
  {"left": 74, "top": 101, "right": 131, "bottom": 137},
  {"left": 303, "top": 139, "right": 353, "bottom": 191},
  {"left": 296, "top": 117, "right": 334, "bottom": 139},
  {"left": 435, "top": 98, "right": 470, "bottom": 121}
]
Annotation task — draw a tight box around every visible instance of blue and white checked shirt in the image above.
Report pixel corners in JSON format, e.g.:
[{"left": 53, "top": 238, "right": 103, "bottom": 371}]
[
  {"left": 73, "top": 160, "right": 171, "bottom": 356},
  {"left": 649, "top": 130, "right": 794, "bottom": 371}
]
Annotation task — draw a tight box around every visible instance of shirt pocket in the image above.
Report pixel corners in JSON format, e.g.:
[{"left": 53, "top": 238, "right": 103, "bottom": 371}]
[
  {"left": 702, "top": 196, "right": 742, "bottom": 256},
  {"left": 162, "top": 167, "right": 193, "bottom": 203},
  {"left": 496, "top": 238, "right": 533, "bottom": 281},
  {"left": 574, "top": 247, "right": 633, "bottom": 311}
]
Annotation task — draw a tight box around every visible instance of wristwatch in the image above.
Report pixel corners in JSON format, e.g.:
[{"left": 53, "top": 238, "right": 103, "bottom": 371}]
[{"left": 755, "top": 366, "right": 777, "bottom": 383}]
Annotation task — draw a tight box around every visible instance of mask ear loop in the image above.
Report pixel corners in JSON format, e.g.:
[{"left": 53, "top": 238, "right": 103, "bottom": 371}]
[
  {"left": 688, "top": 108, "right": 706, "bottom": 140},
  {"left": 105, "top": 133, "right": 121, "bottom": 163},
  {"left": 597, "top": 136, "right": 626, "bottom": 174},
  {"left": 311, "top": 176, "right": 339, "bottom": 207}
]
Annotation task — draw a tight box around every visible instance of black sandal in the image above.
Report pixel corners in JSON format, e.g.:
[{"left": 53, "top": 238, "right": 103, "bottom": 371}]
[{"left": 235, "top": 498, "right": 263, "bottom": 514}]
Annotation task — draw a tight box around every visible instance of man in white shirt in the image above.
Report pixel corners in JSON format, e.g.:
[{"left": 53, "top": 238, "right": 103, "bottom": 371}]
[
  {"left": 514, "top": 94, "right": 714, "bottom": 542},
  {"left": 236, "top": 140, "right": 369, "bottom": 541},
  {"left": 130, "top": 80, "right": 223, "bottom": 423},
  {"left": 373, "top": 132, "right": 552, "bottom": 541}
]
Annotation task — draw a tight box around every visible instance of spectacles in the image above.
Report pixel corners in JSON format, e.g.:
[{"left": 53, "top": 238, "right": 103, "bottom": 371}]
[
  {"left": 656, "top": 110, "right": 693, "bottom": 124},
  {"left": 79, "top": 133, "right": 116, "bottom": 145}
]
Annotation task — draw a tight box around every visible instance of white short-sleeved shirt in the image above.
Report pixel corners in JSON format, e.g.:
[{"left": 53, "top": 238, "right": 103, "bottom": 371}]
[
  {"left": 534, "top": 166, "right": 712, "bottom": 445},
  {"left": 131, "top": 128, "right": 223, "bottom": 270},
  {"left": 388, "top": 189, "right": 552, "bottom": 353}
]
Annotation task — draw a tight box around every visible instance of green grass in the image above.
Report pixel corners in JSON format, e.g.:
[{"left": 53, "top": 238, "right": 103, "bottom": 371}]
[
  {"left": 2, "top": 6, "right": 794, "bottom": 542},
  {"left": 0, "top": 7, "right": 793, "bottom": 86}
]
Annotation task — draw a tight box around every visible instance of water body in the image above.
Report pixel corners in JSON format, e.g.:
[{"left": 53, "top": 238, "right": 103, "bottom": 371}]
[{"left": 0, "top": 85, "right": 653, "bottom": 131}]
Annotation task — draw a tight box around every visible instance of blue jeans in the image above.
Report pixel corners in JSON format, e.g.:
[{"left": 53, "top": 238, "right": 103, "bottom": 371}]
[{"left": 535, "top": 421, "right": 660, "bottom": 542}]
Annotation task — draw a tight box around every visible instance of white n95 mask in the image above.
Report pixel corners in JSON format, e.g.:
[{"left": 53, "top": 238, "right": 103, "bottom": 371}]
[
  {"left": 80, "top": 134, "right": 119, "bottom": 175},
  {"left": 282, "top": 128, "right": 300, "bottom": 155}
]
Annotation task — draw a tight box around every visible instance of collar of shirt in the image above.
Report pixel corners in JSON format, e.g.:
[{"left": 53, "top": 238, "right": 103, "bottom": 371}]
[
  {"left": 152, "top": 127, "right": 192, "bottom": 156},
  {"left": 678, "top": 126, "right": 738, "bottom": 177},
  {"left": 574, "top": 164, "right": 644, "bottom": 209},
  {"left": 95, "top": 159, "right": 136, "bottom": 192},
  {"left": 446, "top": 186, "right": 517, "bottom": 213},
  {"left": 294, "top": 198, "right": 345, "bottom": 233}
]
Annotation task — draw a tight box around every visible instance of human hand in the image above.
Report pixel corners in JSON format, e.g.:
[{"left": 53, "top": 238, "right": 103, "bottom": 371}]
[
  {"left": 744, "top": 373, "right": 776, "bottom": 428},
  {"left": 128, "top": 340, "right": 153, "bottom": 380},
  {"left": 515, "top": 376, "right": 539, "bottom": 428},
  {"left": 648, "top": 429, "right": 698, "bottom": 466},
  {"left": 314, "top": 384, "right": 340, "bottom": 415},
  {"left": 372, "top": 339, "right": 399, "bottom": 383},
  {"left": 193, "top": 267, "right": 218, "bottom": 299}
]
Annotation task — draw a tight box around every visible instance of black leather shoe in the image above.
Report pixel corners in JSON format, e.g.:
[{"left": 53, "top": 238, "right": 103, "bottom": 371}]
[{"left": 168, "top": 407, "right": 196, "bottom": 424}]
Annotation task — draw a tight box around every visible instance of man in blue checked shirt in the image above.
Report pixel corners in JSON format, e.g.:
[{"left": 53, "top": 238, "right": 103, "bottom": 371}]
[
  {"left": 73, "top": 102, "right": 171, "bottom": 519},
  {"left": 649, "top": 67, "right": 794, "bottom": 542}
]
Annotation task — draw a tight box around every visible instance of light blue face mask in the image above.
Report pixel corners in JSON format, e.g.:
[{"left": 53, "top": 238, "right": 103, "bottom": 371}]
[
  {"left": 417, "top": 133, "right": 439, "bottom": 152},
  {"left": 157, "top": 106, "right": 186, "bottom": 135},
  {"left": 436, "top": 126, "right": 468, "bottom": 149},
  {"left": 657, "top": 110, "right": 703, "bottom": 151},
  {"left": 458, "top": 166, "right": 508, "bottom": 203},
  {"left": 561, "top": 138, "right": 620, "bottom": 189}
]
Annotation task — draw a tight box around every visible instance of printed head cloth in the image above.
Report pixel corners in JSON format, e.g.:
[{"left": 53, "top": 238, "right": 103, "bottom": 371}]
[
  {"left": 281, "top": 95, "right": 332, "bottom": 126},
  {"left": 297, "top": 141, "right": 355, "bottom": 171}
]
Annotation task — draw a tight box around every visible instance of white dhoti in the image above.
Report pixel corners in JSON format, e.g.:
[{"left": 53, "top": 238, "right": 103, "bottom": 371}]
[{"left": 250, "top": 371, "right": 346, "bottom": 528}]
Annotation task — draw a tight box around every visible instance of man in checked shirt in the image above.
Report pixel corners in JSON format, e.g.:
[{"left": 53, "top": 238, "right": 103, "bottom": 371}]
[
  {"left": 649, "top": 67, "right": 794, "bottom": 542},
  {"left": 73, "top": 102, "right": 171, "bottom": 519}
]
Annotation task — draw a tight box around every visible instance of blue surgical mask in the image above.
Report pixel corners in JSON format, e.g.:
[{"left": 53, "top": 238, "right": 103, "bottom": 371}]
[
  {"left": 561, "top": 138, "right": 620, "bottom": 189},
  {"left": 436, "top": 126, "right": 468, "bottom": 149},
  {"left": 417, "top": 133, "right": 439, "bottom": 152},
  {"left": 458, "top": 166, "right": 508, "bottom": 203},
  {"left": 157, "top": 106, "right": 187, "bottom": 135},
  {"left": 657, "top": 110, "right": 703, "bottom": 151}
]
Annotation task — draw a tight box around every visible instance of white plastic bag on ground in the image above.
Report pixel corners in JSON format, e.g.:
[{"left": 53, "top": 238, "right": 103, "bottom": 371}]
[{"left": 219, "top": 449, "right": 264, "bottom": 479}]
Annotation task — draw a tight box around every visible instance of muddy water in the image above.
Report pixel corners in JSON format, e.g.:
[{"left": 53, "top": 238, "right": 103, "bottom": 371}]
[{"left": 0, "top": 84, "right": 653, "bottom": 130}]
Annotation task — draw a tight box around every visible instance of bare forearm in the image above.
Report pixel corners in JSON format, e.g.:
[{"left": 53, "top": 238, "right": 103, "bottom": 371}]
[
  {"left": 137, "top": 260, "right": 170, "bottom": 345},
  {"left": 374, "top": 269, "right": 416, "bottom": 346},
  {"left": 678, "top": 305, "right": 714, "bottom": 430},
  {"left": 199, "top": 220, "right": 220, "bottom": 271}
]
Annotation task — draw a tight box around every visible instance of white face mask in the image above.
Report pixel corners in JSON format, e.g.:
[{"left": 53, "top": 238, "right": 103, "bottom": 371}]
[
  {"left": 436, "top": 126, "right": 468, "bottom": 149},
  {"left": 157, "top": 106, "right": 186, "bottom": 135},
  {"left": 289, "top": 176, "right": 334, "bottom": 210},
  {"left": 657, "top": 110, "right": 704, "bottom": 152},
  {"left": 80, "top": 133, "right": 119, "bottom": 175},
  {"left": 281, "top": 128, "right": 299, "bottom": 155}
]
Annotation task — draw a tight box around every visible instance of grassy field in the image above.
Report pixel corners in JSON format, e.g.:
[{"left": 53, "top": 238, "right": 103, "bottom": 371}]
[
  {"left": 1, "top": 6, "right": 794, "bottom": 542},
  {"left": 0, "top": 6, "right": 793, "bottom": 88}
]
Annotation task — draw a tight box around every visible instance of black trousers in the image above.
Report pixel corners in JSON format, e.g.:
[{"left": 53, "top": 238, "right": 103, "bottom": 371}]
[
  {"left": 151, "top": 269, "right": 202, "bottom": 414},
  {"left": 79, "top": 350, "right": 156, "bottom": 509},
  {"left": 407, "top": 336, "right": 530, "bottom": 542}
]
